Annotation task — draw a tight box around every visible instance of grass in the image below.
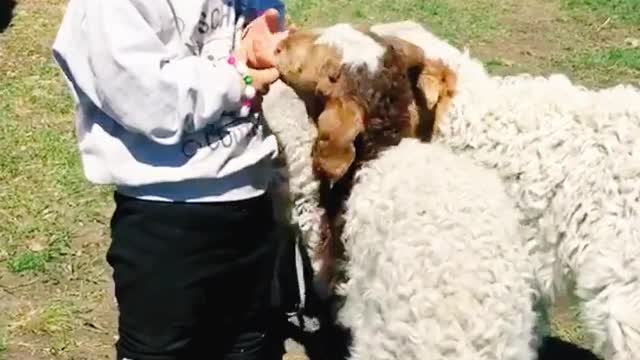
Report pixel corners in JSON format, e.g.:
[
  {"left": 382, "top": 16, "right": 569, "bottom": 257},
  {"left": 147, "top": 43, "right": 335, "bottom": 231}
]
[
  {"left": 557, "top": 0, "right": 640, "bottom": 85},
  {"left": 563, "top": 0, "right": 640, "bottom": 25},
  {"left": 0, "top": 0, "right": 639, "bottom": 358},
  {"left": 558, "top": 47, "right": 640, "bottom": 85},
  {"left": 8, "top": 299, "right": 78, "bottom": 356},
  {"left": 286, "top": 0, "right": 504, "bottom": 45},
  {"left": 0, "top": 0, "right": 109, "bottom": 280}
]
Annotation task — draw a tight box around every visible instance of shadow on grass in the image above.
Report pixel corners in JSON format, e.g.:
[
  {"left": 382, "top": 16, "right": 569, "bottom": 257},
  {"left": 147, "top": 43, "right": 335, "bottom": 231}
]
[
  {"left": 0, "top": 0, "right": 17, "bottom": 33},
  {"left": 539, "top": 336, "right": 601, "bottom": 360}
]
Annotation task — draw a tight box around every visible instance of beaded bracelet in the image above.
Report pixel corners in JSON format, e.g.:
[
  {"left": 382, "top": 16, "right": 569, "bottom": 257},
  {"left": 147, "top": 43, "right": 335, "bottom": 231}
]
[{"left": 227, "top": 54, "right": 256, "bottom": 118}]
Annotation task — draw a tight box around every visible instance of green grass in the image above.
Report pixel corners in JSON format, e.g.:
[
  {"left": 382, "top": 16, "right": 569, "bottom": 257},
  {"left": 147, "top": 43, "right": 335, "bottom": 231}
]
[
  {"left": 556, "top": 0, "right": 640, "bottom": 86},
  {"left": 549, "top": 295, "right": 592, "bottom": 346},
  {"left": 8, "top": 299, "right": 79, "bottom": 356},
  {"left": 563, "top": 0, "right": 640, "bottom": 25},
  {"left": 0, "top": 335, "right": 6, "bottom": 354},
  {"left": 0, "top": 1, "right": 111, "bottom": 276},
  {"left": 560, "top": 47, "right": 640, "bottom": 85},
  {"left": 1, "top": 0, "right": 640, "bottom": 357},
  {"left": 286, "top": 0, "right": 504, "bottom": 45}
]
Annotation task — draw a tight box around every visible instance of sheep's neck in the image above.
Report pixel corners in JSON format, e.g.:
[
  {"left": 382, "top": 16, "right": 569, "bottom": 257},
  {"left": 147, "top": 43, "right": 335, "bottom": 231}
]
[
  {"left": 316, "top": 106, "right": 413, "bottom": 291},
  {"left": 317, "top": 164, "right": 356, "bottom": 290},
  {"left": 315, "top": 46, "right": 432, "bottom": 290}
]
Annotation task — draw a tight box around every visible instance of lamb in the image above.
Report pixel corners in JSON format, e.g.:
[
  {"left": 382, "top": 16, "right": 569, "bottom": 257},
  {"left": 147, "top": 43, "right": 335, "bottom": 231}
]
[
  {"left": 368, "top": 21, "right": 640, "bottom": 360},
  {"left": 270, "top": 24, "right": 448, "bottom": 289},
  {"left": 337, "top": 139, "right": 539, "bottom": 360}
]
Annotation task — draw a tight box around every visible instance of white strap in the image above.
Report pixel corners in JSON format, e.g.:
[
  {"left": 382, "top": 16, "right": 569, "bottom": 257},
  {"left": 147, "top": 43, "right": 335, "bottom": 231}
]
[
  {"left": 286, "top": 231, "right": 321, "bottom": 333},
  {"left": 294, "top": 233, "right": 306, "bottom": 310}
]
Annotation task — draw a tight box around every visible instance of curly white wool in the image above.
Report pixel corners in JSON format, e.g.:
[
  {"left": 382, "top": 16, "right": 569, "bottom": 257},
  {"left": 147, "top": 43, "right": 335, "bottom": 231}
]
[
  {"left": 339, "top": 139, "right": 538, "bottom": 360},
  {"left": 262, "top": 81, "right": 540, "bottom": 360},
  {"left": 262, "top": 80, "right": 324, "bottom": 268},
  {"left": 372, "top": 21, "right": 640, "bottom": 360}
]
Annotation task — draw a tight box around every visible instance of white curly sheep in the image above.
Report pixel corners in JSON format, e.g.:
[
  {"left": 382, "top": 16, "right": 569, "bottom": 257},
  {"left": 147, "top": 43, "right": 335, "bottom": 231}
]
[
  {"left": 371, "top": 21, "right": 640, "bottom": 360},
  {"left": 263, "top": 20, "right": 640, "bottom": 359},
  {"left": 338, "top": 139, "right": 538, "bottom": 360}
]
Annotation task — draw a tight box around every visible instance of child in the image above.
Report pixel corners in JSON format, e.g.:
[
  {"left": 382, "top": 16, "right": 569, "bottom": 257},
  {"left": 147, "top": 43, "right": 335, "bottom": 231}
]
[{"left": 52, "top": 0, "right": 290, "bottom": 359}]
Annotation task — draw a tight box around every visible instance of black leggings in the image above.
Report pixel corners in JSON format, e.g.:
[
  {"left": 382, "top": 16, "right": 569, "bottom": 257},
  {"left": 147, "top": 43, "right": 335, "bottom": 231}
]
[{"left": 107, "top": 192, "right": 284, "bottom": 360}]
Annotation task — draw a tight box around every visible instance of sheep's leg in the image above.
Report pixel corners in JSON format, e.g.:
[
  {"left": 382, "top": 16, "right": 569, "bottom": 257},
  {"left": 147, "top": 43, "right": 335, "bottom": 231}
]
[
  {"left": 573, "top": 247, "right": 640, "bottom": 360},
  {"left": 551, "top": 164, "right": 640, "bottom": 360}
]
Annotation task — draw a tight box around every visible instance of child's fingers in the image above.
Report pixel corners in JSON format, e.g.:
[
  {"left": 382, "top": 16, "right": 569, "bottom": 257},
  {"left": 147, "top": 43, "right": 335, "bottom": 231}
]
[
  {"left": 250, "top": 67, "right": 280, "bottom": 93},
  {"left": 258, "top": 68, "right": 280, "bottom": 85},
  {"left": 252, "top": 39, "right": 276, "bottom": 68},
  {"left": 252, "top": 30, "right": 289, "bottom": 69}
]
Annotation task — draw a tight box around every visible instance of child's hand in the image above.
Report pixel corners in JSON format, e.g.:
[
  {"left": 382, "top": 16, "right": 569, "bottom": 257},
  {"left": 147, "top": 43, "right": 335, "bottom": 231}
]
[
  {"left": 246, "top": 67, "right": 279, "bottom": 94},
  {"left": 234, "top": 9, "right": 300, "bottom": 93},
  {"left": 232, "top": 49, "right": 278, "bottom": 95},
  {"left": 241, "top": 9, "right": 294, "bottom": 69},
  {"left": 251, "top": 30, "right": 289, "bottom": 69}
]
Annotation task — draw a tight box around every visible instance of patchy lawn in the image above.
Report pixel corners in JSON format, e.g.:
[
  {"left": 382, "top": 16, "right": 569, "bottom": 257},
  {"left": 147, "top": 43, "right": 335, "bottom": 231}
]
[{"left": 0, "top": 0, "right": 638, "bottom": 358}]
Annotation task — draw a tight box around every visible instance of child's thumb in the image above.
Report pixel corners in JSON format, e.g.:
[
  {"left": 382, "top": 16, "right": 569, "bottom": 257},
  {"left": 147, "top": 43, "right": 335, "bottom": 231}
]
[
  {"left": 251, "top": 68, "right": 280, "bottom": 91},
  {"left": 260, "top": 68, "right": 280, "bottom": 83}
]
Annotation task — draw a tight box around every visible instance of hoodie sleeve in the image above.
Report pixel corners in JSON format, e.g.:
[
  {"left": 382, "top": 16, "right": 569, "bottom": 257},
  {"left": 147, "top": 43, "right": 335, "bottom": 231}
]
[{"left": 78, "top": 0, "right": 245, "bottom": 145}]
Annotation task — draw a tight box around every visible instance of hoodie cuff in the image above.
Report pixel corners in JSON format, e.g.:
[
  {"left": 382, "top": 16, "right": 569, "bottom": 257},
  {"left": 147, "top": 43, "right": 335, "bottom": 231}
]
[{"left": 189, "top": 57, "right": 246, "bottom": 132}]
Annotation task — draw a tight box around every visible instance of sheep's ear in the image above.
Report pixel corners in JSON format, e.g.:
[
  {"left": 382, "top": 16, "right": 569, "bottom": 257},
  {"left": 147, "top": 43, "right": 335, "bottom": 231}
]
[
  {"left": 315, "top": 58, "right": 343, "bottom": 98},
  {"left": 312, "top": 97, "right": 365, "bottom": 184},
  {"left": 381, "top": 35, "right": 426, "bottom": 70},
  {"left": 418, "top": 59, "right": 457, "bottom": 110}
]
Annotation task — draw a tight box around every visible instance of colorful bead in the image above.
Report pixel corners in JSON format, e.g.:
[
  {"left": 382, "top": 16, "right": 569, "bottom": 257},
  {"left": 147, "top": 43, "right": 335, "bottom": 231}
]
[
  {"left": 244, "top": 85, "right": 257, "bottom": 99},
  {"left": 225, "top": 53, "right": 256, "bottom": 117},
  {"left": 239, "top": 105, "right": 251, "bottom": 118}
]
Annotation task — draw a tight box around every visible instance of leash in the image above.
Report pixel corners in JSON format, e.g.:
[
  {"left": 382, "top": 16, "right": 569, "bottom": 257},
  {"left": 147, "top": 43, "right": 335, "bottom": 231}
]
[{"left": 286, "top": 231, "right": 320, "bottom": 333}]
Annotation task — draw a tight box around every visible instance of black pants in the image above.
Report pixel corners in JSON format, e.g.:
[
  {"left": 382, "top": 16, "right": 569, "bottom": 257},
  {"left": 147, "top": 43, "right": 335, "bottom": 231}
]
[{"left": 107, "top": 192, "right": 284, "bottom": 360}]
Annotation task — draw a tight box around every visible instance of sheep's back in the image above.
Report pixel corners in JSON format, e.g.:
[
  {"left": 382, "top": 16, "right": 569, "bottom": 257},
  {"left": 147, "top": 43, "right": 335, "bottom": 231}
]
[{"left": 339, "top": 139, "right": 538, "bottom": 360}]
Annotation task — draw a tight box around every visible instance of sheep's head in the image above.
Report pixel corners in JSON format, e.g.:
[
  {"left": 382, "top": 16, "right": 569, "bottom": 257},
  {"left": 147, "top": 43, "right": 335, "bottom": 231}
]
[
  {"left": 273, "top": 23, "right": 457, "bottom": 184},
  {"left": 312, "top": 97, "right": 365, "bottom": 182}
]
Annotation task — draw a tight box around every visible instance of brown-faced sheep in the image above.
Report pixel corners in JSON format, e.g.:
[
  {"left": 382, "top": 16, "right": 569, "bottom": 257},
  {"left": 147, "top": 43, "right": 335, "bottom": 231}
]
[{"left": 272, "top": 24, "right": 456, "bottom": 289}]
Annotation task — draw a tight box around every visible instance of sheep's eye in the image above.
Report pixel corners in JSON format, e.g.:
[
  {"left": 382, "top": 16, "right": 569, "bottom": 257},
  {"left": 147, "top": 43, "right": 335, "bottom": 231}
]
[{"left": 328, "top": 74, "right": 338, "bottom": 83}]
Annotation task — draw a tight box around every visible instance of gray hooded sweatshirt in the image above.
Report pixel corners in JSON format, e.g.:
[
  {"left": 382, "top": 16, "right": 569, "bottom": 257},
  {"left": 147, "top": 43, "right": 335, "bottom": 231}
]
[{"left": 51, "top": 0, "right": 279, "bottom": 202}]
